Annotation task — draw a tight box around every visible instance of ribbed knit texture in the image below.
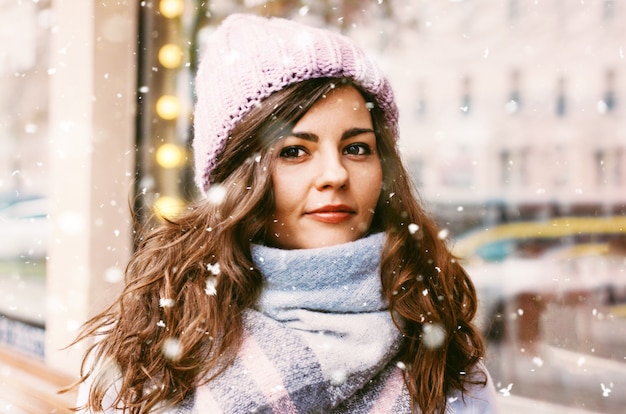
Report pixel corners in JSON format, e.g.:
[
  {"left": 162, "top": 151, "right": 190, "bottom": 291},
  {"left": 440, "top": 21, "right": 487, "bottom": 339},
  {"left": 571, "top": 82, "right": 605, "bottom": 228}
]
[
  {"left": 178, "top": 233, "right": 499, "bottom": 413},
  {"left": 188, "top": 232, "right": 408, "bottom": 413},
  {"left": 80, "top": 234, "right": 498, "bottom": 413},
  {"left": 193, "top": 14, "right": 399, "bottom": 195}
]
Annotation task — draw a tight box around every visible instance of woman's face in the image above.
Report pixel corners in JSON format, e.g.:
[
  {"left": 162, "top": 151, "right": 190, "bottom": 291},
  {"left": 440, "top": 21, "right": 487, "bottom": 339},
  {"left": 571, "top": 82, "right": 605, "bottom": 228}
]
[{"left": 268, "top": 85, "right": 383, "bottom": 249}]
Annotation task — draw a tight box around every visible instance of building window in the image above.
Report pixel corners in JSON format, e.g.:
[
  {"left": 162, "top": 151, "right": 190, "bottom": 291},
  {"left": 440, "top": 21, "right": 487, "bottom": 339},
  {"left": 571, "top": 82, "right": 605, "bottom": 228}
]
[
  {"left": 594, "top": 150, "right": 606, "bottom": 186},
  {"left": 556, "top": 76, "right": 567, "bottom": 117},
  {"left": 506, "top": 70, "right": 522, "bottom": 114},
  {"left": 508, "top": 0, "right": 520, "bottom": 21},
  {"left": 519, "top": 147, "right": 529, "bottom": 186},
  {"left": 499, "top": 148, "right": 528, "bottom": 187},
  {"left": 500, "top": 149, "right": 512, "bottom": 186},
  {"left": 604, "top": 0, "right": 615, "bottom": 20},
  {"left": 460, "top": 76, "right": 472, "bottom": 116},
  {"left": 598, "top": 69, "right": 616, "bottom": 114}
]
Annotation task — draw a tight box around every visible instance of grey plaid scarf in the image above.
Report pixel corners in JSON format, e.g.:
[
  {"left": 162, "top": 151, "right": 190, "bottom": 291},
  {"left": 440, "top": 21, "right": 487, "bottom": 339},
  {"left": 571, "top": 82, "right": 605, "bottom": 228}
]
[
  {"left": 85, "top": 235, "right": 498, "bottom": 413},
  {"left": 190, "top": 232, "right": 410, "bottom": 413}
]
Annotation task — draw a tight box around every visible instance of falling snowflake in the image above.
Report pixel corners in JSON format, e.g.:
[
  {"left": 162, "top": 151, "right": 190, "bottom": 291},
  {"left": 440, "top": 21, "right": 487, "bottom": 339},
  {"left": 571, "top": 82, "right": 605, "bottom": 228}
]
[
  {"left": 104, "top": 267, "right": 124, "bottom": 283},
  {"left": 330, "top": 369, "right": 347, "bottom": 386},
  {"left": 505, "top": 100, "right": 519, "bottom": 114},
  {"left": 499, "top": 383, "right": 513, "bottom": 397},
  {"left": 58, "top": 211, "right": 86, "bottom": 236},
  {"left": 408, "top": 223, "right": 419, "bottom": 234},
  {"left": 159, "top": 298, "right": 175, "bottom": 308},
  {"left": 422, "top": 323, "right": 446, "bottom": 349},
  {"left": 225, "top": 50, "right": 241, "bottom": 65},
  {"left": 162, "top": 337, "right": 182, "bottom": 361},
  {"left": 207, "top": 262, "right": 221, "bottom": 275},
  {"left": 205, "top": 276, "right": 217, "bottom": 296},
  {"left": 157, "top": 320, "right": 166, "bottom": 328},
  {"left": 206, "top": 184, "right": 227, "bottom": 205},
  {"left": 437, "top": 229, "right": 449, "bottom": 240},
  {"left": 601, "top": 383, "right": 612, "bottom": 397}
]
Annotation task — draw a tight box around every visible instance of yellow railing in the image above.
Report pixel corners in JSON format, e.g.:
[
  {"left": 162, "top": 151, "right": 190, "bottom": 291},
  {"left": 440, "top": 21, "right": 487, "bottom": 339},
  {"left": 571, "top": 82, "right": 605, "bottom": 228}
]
[{"left": 453, "top": 216, "right": 626, "bottom": 259}]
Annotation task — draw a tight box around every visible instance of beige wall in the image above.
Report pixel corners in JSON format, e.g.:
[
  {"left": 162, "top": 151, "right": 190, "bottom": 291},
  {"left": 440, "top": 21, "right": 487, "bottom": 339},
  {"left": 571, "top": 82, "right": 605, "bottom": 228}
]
[{"left": 46, "top": 0, "right": 137, "bottom": 375}]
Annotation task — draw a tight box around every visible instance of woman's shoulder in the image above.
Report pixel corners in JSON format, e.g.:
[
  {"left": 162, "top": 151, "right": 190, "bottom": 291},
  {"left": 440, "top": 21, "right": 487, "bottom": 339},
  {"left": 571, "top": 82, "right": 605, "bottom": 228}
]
[{"left": 447, "top": 361, "right": 500, "bottom": 414}]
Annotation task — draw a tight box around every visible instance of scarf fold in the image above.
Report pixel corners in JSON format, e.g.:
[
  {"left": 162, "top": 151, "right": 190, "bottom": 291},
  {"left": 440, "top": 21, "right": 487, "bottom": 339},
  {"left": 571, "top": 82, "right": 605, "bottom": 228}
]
[
  {"left": 191, "top": 233, "right": 410, "bottom": 413},
  {"left": 88, "top": 235, "right": 498, "bottom": 413}
]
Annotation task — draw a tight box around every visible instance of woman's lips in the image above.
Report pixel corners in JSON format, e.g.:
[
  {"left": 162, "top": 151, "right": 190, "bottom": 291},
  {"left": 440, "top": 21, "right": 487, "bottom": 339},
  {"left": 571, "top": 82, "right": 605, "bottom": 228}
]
[{"left": 306, "top": 205, "right": 355, "bottom": 224}]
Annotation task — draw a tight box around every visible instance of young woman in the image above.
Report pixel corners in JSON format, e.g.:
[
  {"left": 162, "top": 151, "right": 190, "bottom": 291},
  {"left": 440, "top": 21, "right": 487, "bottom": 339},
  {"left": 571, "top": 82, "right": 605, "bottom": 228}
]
[{"left": 73, "top": 14, "right": 498, "bottom": 413}]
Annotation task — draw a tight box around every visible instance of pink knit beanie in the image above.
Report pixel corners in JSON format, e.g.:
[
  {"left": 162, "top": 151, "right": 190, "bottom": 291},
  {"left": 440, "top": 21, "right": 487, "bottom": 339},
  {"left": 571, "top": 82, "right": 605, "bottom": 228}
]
[{"left": 193, "top": 13, "right": 398, "bottom": 195}]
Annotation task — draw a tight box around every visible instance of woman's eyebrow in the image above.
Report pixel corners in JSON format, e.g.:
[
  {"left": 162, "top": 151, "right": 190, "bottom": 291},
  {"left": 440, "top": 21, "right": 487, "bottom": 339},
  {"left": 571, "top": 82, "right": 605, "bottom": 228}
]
[
  {"left": 341, "top": 127, "right": 375, "bottom": 141},
  {"left": 289, "top": 128, "right": 375, "bottom": 142},
  {"left": 290, "top": 132, "right": 318, "bottom": 142}
]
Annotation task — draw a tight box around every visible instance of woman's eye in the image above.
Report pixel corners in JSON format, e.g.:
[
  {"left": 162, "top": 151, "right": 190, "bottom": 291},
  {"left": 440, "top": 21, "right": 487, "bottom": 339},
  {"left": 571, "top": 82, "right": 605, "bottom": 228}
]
[
  {"left": 279, "top": 146, "right": 306, "bottom": 158},
  {"left": 343, "top": 143, "right": 371, "bottom": 156}
]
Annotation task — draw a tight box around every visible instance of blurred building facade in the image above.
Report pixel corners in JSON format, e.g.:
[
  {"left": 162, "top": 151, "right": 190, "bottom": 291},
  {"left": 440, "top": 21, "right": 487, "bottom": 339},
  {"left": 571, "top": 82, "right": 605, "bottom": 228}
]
[
  {"left": 375, "top": 1, "right": 626, "bottom": 230},
  {"left": 1, "top": 0, "right": 626, "bottom": 412}
]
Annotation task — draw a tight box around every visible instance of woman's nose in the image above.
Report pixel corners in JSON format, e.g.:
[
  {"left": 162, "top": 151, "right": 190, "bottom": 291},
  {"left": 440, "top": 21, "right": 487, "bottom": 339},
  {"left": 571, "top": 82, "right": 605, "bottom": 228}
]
[{"left": 314, "top": 152, "right": 349, "bottom": 189}]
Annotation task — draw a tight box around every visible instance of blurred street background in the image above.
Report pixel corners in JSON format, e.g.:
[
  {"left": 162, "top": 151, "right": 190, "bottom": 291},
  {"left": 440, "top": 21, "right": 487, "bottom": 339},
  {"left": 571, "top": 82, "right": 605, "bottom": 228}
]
[{"left": 1, "top": 0, "right": 625, "bottom": 412}]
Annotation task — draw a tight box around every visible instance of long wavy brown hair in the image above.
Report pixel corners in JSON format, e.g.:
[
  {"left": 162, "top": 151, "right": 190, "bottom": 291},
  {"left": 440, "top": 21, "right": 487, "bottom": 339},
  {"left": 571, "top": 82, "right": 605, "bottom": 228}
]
[{"left": 70, "top": 77, "right": 486, "bottom": 413}]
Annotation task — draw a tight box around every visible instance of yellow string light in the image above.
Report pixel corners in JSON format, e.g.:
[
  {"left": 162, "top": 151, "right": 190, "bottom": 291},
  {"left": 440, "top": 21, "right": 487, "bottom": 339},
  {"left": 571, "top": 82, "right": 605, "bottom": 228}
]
[
  {"left": 159, "top": 0, "right": 184, "bottom": 19},
  {"left": 154, "top": 195, "right": 186, "bottom": 219},
  {"left": 156, "top": 143, "right": 186, "bottom": 168},
  {"left": 158, "top": 44, "right": 183, "bottom": 69},
  {"left": 155, "top": 95, "right": 181, "bottom": 120}
]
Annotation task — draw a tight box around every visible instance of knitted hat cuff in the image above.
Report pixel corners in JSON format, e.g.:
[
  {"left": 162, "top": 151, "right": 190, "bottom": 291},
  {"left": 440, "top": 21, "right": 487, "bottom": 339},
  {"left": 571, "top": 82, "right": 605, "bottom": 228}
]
[{"left": 193, "top": 14, "right": 398, "bottom": 195}]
